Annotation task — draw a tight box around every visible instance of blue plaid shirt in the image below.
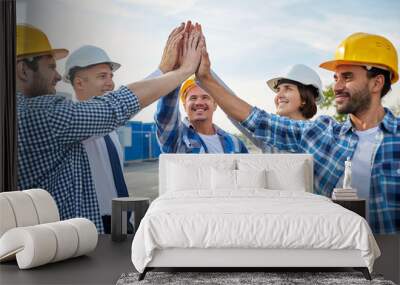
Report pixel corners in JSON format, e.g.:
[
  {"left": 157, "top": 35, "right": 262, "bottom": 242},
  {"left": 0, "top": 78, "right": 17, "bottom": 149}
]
[
  {"left": 241, "top": 107, "right": 400, "bottom": 234},
  {"left": 155, "top": 88, "right": 248, "bottom": 154},
  {"left": 17, "top": 86, "right": 141, "bottom": 233}
]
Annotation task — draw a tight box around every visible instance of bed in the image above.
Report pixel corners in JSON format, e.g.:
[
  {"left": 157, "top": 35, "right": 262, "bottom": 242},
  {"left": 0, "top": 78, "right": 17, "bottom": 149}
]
[{"left": 131, "top": 154, "right": 380, "bottom": 280}]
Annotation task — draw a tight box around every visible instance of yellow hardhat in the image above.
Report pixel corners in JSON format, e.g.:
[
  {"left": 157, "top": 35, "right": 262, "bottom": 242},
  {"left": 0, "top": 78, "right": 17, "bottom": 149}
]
[
  {"left": 16, "top": 24, "right": 69, "bottom": 60},
  {"left": 320, "top": 32, "right": 398, "bottom": 84},
  {"left": 179, "top": 75, "right": 198, "bottom": 103}
]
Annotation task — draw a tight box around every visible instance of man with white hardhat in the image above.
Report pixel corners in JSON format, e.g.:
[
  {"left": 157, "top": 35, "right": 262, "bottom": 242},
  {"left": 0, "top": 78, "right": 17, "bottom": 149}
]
[
  {"left": 229, "top": 64, "right": 323, "bottom": 152},
  {"left": 195, "top": 32, "right": 399, "bottom": 234},
  {"left": 16, "top": 23, "right": 205, "bottom": 233},
  {"left": 63, "top": 45, "right": 129, "bottom": 233},
  {"left": 64, "top": 45, "right": 121, "bottom": 100}
]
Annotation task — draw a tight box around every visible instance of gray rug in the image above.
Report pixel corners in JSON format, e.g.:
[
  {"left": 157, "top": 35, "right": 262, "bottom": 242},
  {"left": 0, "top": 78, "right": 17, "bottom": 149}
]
[{"left": 117, "top": 271, "right": 396, "bottom": 285}]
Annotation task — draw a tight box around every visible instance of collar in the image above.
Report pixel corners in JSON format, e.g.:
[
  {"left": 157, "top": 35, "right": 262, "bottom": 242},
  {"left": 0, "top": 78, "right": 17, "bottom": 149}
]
[
  {"left": 380, "top": 107, "right": 398, "bottom": 134},
  {"left": 339, "top": 107, "right": 398, "bottom": 136},
  {"left": 182, "top": 117, "right": 226, "bottom": 136}
]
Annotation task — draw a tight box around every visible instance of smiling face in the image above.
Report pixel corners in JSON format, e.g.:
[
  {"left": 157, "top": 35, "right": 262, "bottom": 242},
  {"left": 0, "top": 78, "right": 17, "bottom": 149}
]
[
  {"left": 183, "top": 85, "right": 217, "bottom": 124},
  {"left": 273, "top": 83, "right": 305, "bottom": 119},
  {"left": 72, "top": 63, "right": 115, "bottom": 101},
  {"left": 333, "top": 65, "right": 372, "bottom": 115}
]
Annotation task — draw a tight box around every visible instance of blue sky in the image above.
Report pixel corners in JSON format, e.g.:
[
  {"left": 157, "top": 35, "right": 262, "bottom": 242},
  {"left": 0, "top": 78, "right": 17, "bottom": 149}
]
[{"left": 17, "top": 0, "right": 400, "bottom": 132}]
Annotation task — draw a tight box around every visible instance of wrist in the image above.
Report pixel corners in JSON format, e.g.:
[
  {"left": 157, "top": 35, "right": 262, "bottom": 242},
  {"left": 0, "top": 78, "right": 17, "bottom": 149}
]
[
  {"left": 198, "top": 72, "right": 213, "bottom": 83},
  {"left": 158, "top": 64, "right": 170, "bottom": 74},
  {"left": 177, "top": 65, "right": 194, "bottom": 80}
]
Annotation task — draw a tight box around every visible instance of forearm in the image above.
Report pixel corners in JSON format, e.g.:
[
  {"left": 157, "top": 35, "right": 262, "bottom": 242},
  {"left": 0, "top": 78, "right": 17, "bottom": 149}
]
[
  {"left": 51, "top": 86, "right": 141, "bottom": 143},
  {"left": 229, "top": 116, "right": 266, "bottom": 149},
  {"left": 127, "top": 67, "right": 192, "bottom": 108},
  {"left": 199, "top": 73, "right": 252, "bottom": 122},
  {"left": 154, "top": 88, "right": 182, "bottom": 150}
]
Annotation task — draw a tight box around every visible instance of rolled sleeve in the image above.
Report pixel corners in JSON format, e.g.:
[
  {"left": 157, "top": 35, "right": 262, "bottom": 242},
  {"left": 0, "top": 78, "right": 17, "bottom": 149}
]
[
  {"left": 240, "top": 106, "right": 265, "bottom": 133},
  {"left": 49, "top": 85, "right": 141, "bottom": 144}
]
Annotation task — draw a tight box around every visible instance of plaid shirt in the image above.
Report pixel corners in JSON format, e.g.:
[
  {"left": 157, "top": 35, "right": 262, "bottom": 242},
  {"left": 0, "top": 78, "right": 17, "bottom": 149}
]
[
  {"left": 242, "top": 107, "right": 400, "bottom": 234},
  {"left": 155, "top": 88, "right": 248, "bottom": 154},
  {"left": 17, "top": 86, "right": 140, "bottom": 233}
]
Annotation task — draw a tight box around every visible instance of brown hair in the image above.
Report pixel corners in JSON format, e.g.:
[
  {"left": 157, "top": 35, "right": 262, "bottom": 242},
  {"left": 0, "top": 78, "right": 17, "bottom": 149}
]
[
  {"left": 276, "top": 79, "right": 318, "bottom": 119},
  {"left": 365, "top": 67, "right": 391, "bottom": 97}
]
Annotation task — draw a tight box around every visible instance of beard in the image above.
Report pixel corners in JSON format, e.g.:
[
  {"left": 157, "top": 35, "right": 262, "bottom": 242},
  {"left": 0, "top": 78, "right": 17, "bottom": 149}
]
[
  {"left": 336, "top": 85, "right": 371, "bottom": 115},
  {"left": 30, "top": 73, "right": 56, "bottom": 97}
]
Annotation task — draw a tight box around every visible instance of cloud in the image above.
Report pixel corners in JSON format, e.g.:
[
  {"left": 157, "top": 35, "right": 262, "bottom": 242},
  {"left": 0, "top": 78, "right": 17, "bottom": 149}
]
[
  {"left": 16, "top": 0, "right": 400, "bottom": 132},
  {"left": 117, "top": 0, "right": 198, "bottom": 15}
]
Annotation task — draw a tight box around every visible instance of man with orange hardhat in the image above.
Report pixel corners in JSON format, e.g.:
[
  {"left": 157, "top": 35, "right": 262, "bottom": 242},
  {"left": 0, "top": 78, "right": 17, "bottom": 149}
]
[
  {"left": 194, "top": 32, "right": 399, "bottom": 235},
  {"left": 154, "top": 72, "right": 247, "bottom": 153},
  {"left": 154, "top": 72, "right": 248, "bottom": 153},
  {"left": 16, "top": 23, "right": 206, "bottom": 233},
  {"left": 152, "top": 22, "right": 246, "bottom": 154}
]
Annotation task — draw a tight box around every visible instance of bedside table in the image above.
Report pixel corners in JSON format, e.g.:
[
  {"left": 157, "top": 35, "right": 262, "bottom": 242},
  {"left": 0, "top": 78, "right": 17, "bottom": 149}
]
[
  {"left": 332, "top": 199, "right": 366, "bottom": 218},
  {"left": 111, "top": 197, "right": 150, "bottom": 241}
]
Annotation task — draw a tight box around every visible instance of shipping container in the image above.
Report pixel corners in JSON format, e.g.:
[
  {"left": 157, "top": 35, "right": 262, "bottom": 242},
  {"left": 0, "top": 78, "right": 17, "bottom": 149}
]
[{"left": 120, "top": 121, "right": 161, "bottom": 162}]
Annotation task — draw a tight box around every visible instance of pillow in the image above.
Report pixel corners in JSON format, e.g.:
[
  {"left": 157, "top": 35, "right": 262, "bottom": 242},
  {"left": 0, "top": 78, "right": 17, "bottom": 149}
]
[
  {"left": 211, "top": 169, "right": 268, "bottom": 191},
  {"left": 266, "top": 168, "right": 306, "bottom": 191},
  {"left": 167, "top": 162, "right": 211, "bottom": 191},
  {"left": 166, "top": 160, "right": 236, "bottom": 192},
  {"left": 238, "top": 158, "right": 307, "bottom": 191},
  {"left": 236, "top": 169, "right": 267, "bottom": 189},
  {"left": 211, "top": 168, "right": 236, "bottom": 191}
]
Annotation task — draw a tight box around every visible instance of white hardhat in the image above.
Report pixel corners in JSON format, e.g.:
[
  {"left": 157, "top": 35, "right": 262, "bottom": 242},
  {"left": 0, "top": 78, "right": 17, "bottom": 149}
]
[
  {"left": 63, "top": 45, "right": 121, "bottom": 83},
  {"left": 266, "top": 64, "right": 324, "bottom": 104}
]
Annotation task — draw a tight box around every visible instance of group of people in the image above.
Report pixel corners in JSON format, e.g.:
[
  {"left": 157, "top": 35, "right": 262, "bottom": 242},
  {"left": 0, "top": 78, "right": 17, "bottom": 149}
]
[{"left": 16, "top": 21, "right": 399, "bottom": 235}]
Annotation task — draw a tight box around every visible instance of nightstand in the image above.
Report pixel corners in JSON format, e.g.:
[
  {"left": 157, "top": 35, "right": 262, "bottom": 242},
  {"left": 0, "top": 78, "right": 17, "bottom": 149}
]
[
  {"left": 111, "top": 197, "right": 150, "bottom": 241},
  {"left": 332, "top": 199, "right": 366, "bottom": 218}
]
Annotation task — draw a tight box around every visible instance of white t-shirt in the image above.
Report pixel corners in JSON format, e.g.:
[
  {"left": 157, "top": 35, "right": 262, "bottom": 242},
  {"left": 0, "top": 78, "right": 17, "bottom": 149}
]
[
  {"left": 83, "top": 131, "right": 124, "bottom": 216},
  {"left": 198, "top": 133, "right": 224, "bottom": 153},
  {"left": 336, "top": 126, "right": 381, "bottom": 219}
]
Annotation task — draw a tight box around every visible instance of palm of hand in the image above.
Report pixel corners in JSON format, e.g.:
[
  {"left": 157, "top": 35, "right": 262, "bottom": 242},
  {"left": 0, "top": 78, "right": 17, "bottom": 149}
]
[{"left": 196, "top": 50, "right": 211, "bottom": 79}]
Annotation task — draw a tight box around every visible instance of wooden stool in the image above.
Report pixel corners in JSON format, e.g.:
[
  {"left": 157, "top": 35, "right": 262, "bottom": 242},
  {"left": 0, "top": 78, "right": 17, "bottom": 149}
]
[{"left": 111, "top": 197, "right": 150, "bottom": 242}]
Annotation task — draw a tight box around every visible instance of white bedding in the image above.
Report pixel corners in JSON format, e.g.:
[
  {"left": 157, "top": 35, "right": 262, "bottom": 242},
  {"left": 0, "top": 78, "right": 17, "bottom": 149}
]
[{"left": 131, "top": 190, "right": 380, "bottom": 273}]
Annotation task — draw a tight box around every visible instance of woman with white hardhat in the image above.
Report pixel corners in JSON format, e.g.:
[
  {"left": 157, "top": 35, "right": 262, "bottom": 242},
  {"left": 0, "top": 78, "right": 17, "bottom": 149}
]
[
  {"left": 267, "top": 64, "right": 323, "bottom": 121},
  {"left": 228, "top": 64, "right": 323, "bottom": 152}
]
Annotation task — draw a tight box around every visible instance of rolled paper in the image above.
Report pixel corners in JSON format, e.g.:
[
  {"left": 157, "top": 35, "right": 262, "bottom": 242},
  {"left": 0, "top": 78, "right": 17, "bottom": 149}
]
[
  {"left": 1, "top": 192, "right": 39, "bottom": 227},
  {"left": 66, "top": 218, "right": 98, "bottom": 257},
  {"left": 0, "top": 226, "right": 57, "bottom": 269},
  {"left": 24, "top": 189, "right": 60, "bottom": 224},
  {"left": 42, "top": 221, "right": 79, "bottom": 262},
  {"left": 0, "top": 196, "right": 17, "bottom": 237}
]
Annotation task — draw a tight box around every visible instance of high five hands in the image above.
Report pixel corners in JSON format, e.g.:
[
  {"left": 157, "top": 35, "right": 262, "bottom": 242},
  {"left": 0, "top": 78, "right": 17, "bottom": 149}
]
[
  {"left": 158, "top": 21, "right": 252, "bottom": 124},
  {"left": 159, "top": 21, "right": 211, "bottom": 79}
]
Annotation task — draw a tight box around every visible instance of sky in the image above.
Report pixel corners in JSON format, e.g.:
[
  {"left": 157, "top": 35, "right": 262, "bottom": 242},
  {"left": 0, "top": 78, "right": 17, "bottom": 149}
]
[{"left": 17, "top": 0, "right": 400, "bottom": 133}]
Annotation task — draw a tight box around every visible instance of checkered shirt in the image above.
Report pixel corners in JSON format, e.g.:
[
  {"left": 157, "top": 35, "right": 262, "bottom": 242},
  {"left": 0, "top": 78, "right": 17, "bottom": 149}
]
[
  {"left": 17, "top": 86, "right": 141, "bottom": 233},
  {"left": 241, "top": 106, "right": 400, "bottom": 234},
  {"left": 154, "top": 88, "right": 248, "bottom": 154}
]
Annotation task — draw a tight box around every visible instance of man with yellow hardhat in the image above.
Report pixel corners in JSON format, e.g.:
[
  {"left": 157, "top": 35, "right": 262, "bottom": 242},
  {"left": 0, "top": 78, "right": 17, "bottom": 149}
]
[
  {"left": 194, "top": 32, "right": 399, "bottom": 235},
  {"left": 16, "top": 23, "right": 206, "bottom": 233}
]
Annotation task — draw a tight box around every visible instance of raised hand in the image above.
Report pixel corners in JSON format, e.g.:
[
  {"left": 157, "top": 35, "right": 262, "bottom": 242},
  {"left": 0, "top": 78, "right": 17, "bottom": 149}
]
[
  {"left": 159, "top": 23, "right": 185, "bottom": 73},
  {"left": 177, "top": 21, "right": 193, "bottom": 68},
  {"left": 179, "top": 26, "right": 205, "bottom": 76},
  {"left": 195, "top": 36, "right": 212, "bottom": 81}
]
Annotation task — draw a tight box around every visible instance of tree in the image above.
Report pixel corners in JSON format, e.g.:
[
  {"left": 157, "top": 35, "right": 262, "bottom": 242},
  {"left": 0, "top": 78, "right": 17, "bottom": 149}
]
[{"left": 319, "top": 85, "right": 347, "bottom": 122}]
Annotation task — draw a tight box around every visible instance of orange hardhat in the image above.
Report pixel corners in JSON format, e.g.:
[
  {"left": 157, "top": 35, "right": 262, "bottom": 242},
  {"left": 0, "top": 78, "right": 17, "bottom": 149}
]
[
  {"left": 17, "top": 24, "right": 68, "bottom": 60},
  {"left": 179, "top": 75, "right": 198, "bottom": 103},
  {"left": 320, "top": 32, "right": 398, "bottom": 84}
]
